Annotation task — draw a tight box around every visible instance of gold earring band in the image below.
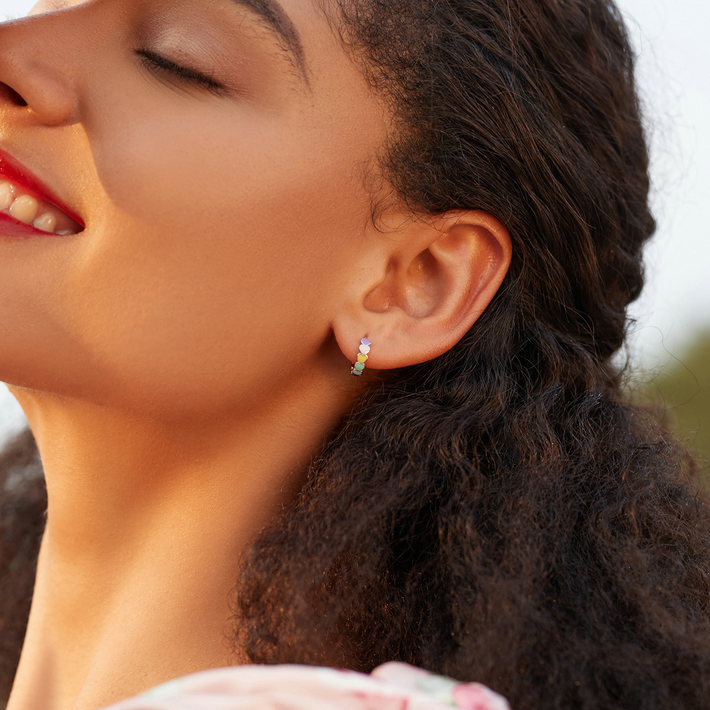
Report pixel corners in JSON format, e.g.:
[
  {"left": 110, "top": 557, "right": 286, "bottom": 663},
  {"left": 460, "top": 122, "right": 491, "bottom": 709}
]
[{"left": 351, "top": 338, "right": 371, "bottom": 376}]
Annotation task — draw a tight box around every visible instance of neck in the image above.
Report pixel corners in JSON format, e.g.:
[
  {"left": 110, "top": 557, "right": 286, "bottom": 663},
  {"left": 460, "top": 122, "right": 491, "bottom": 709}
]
[{"left": 7, "top": 374, "right": 351, "bottom": 710}]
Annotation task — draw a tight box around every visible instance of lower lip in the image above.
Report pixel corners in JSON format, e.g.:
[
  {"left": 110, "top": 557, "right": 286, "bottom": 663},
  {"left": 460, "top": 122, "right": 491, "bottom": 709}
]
[{"left": 0, "top": 211, "right": 65, "bottom": 238}]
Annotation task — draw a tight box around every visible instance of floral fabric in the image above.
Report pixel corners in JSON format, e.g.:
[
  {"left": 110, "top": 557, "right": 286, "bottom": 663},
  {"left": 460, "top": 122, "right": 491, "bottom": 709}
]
[{"left": 104, "top": 662, "right": 510, "bottom": 710}]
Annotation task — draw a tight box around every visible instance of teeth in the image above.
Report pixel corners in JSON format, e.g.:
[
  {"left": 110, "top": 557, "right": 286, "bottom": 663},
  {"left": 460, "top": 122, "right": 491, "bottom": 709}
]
[
  {"left": 33, "top": 213, "right": 57, "bottom": 234},
  {"left": 9, "top": 195, "right": 39, "bottom": 224},
  {"left": 0, "top": 181, "right": 15, "bottom": 211},
  {"left": 0, "top": 177, "right": 79, "bottom": 235}
]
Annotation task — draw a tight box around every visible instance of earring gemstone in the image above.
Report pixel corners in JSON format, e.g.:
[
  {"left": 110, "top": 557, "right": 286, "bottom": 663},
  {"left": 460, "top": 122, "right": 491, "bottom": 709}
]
[{"left": 351, "top": 338, "right": 372, "bottom": 376}]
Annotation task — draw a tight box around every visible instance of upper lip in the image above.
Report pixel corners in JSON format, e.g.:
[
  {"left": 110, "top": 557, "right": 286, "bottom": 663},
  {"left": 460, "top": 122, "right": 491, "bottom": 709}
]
[{"left": 0, "top": 147, "right": 85, "bottom": 228}]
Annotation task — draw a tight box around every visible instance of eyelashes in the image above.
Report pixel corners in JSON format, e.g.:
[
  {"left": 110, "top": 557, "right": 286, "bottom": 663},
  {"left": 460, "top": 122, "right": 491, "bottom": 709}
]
[{"left": 136, "top": 49, "right": 225, "bottom": 96}]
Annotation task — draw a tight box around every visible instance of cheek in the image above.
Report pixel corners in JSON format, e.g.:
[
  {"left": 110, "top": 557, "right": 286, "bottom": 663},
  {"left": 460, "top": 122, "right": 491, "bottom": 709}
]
[{"left": 49, "top": 107, "right": 369, "bottom": 416}]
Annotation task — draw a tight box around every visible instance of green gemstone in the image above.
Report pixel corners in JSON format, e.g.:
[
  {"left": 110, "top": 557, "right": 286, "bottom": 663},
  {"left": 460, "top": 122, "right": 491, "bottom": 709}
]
[{"left": 355, "top": 362, "right": 366, "bottom": 371}]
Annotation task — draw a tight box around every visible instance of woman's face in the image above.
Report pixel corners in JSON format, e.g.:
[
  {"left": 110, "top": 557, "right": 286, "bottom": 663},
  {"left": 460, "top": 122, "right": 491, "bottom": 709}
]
[{"left": 0, "top": 0, "right": 388, "bottom": 419}]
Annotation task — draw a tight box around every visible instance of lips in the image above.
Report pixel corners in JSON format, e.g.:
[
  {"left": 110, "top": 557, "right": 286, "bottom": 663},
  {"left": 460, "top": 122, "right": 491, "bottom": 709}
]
[{"left": 0, "top": 148, "right": 84, "bottom": 237}]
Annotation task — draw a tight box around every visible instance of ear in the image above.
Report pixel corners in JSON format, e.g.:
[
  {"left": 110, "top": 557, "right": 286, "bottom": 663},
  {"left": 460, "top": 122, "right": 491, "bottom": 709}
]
[{"left": 333, "top": 210, "right": 512, "bottom": 370}]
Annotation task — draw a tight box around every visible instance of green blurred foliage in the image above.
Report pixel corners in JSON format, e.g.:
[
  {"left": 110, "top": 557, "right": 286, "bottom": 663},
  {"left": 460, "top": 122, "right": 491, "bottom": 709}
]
[{"left": 637, "top": 330, "right": 710, "bottom": 486}]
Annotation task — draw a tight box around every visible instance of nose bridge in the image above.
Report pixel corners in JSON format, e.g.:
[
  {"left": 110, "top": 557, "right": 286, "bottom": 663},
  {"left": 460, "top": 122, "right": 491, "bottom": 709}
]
[{"left": 0, "top": 4, "right": 109, "bottom": 126}]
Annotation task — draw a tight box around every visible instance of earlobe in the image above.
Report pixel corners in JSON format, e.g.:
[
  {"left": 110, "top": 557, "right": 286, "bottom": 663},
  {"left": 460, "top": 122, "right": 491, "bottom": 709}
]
[{"left": 334, "top": 210, "right": 512, "bottom": 372}]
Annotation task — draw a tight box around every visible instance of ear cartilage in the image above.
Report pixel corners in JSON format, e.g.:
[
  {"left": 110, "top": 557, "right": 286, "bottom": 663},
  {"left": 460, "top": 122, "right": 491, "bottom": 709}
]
[{"left": 351, "top": 338, "right": 372, "bottom": 376}]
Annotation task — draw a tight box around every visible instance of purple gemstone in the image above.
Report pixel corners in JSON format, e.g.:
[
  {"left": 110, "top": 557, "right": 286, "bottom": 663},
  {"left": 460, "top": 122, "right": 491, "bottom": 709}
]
[{"left": 361, "top": 338, "right": 372, "bottom": 346}]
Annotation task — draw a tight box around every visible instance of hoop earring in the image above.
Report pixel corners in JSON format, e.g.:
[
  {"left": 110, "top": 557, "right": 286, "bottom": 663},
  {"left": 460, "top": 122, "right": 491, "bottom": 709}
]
[{"left": 351, "top": 338, "right": 371, "bottom": 377}]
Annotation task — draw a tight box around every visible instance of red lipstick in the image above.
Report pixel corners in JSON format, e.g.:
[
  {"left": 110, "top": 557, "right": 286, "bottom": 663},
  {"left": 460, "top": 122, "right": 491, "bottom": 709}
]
[{"left": 0, "top": 147, "right": 84, "bottom": 236}]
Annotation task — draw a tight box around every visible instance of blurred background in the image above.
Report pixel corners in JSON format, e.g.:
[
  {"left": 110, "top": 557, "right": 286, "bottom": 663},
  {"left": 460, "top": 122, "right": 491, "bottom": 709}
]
[{"left": 0, "top": 0, "right": 709, "bottom": 478}]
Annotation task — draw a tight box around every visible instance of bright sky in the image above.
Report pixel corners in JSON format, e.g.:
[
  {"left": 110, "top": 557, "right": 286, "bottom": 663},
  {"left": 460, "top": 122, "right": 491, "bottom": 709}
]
[
  {"left": 617, "top": 0, "right": 710, "bottom": 368},
  {"left": 0, "top": 0, "right": 708, "bottom": 440}
]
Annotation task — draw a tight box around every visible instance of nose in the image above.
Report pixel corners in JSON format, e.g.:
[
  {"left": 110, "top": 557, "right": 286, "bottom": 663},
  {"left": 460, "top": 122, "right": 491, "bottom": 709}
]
[{"left": 0, "top": 12, "right": 82, "bottom": 127}]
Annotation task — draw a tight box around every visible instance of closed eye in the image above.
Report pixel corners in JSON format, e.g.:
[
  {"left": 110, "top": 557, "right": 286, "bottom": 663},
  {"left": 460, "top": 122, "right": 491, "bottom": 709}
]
[{"left": 136, "top": 49, "right": 225, "bottom": 96}]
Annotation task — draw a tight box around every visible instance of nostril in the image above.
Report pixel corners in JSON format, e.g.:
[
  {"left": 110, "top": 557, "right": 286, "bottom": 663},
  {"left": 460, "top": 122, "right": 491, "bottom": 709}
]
[{"left": 0, "top": 82, "right": 28, "bottom": 107}]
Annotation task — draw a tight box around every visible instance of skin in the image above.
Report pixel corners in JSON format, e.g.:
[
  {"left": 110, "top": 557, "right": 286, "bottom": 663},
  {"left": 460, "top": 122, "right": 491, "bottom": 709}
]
[{"left": 0, "top": 1, "right": 512, "bottom": 709}]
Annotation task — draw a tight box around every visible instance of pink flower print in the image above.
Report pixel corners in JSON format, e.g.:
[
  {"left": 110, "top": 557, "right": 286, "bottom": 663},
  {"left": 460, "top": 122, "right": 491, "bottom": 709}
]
[{"left": 452, "top": 683, "right": 505, "bottom": 710}]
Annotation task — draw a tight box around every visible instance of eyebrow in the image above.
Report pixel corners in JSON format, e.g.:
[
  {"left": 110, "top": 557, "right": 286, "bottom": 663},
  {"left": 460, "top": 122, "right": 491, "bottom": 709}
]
[{"left": 229, "top": 0, "right": 309, "bottom": 84}]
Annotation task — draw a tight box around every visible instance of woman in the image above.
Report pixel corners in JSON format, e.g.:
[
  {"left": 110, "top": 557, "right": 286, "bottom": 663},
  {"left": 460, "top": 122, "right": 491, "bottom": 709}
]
[{"left": 1, "top": 0, "right": 710, "bottom": 708}]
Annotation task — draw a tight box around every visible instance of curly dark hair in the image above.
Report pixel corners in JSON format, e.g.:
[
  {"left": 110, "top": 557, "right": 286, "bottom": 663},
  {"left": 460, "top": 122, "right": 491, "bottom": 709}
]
[{"left": 3, "top": 0, "right": 710, "bottom": 708}]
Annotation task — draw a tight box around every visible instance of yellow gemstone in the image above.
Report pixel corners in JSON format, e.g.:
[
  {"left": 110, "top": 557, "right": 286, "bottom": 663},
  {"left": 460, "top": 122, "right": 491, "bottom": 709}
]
[{"left": 357, "top": 354, "right": 368, "bottom": 363}]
